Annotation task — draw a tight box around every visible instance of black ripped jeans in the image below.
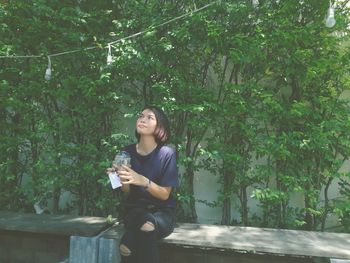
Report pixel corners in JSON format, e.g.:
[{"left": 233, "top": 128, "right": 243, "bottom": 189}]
[{"left": 120, "top": 205, "right": 175, "bottom": 263}]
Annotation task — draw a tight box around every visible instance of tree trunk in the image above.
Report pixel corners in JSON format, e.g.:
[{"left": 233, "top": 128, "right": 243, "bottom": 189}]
[
  {"left": 221, "top": 172, "right": 230, "bottom": 225},
  {"left": 304, "top": 188, "right": 315, "bottom": 230},
  {"left": 186, "top": 166, "right": 198, "bottom": 222},
  {"left": 52, "top": 187, "right": 60, "bottom": 214},
  {"left": 240, "top": 185, "right": 249, "bottom": 226},
  {"left": 321, "top": 178, "right": 333, "bottom": 231},
  {"left": 221, "top": 198, "right": 231, "bottom": 225}
]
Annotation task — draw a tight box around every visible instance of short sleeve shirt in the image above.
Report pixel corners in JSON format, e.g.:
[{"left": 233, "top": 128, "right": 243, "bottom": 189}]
[{"left": 123, "top": 143, "right": 179, "bottom": 208}]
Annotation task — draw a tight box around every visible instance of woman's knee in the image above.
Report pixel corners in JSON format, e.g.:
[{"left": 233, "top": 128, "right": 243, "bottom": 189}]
[
  {"left": 119, "top": 244, "right": 131, "bottom": 257},
  {"left": 140, "top": 221, "right": 155, "bottom": 232}
]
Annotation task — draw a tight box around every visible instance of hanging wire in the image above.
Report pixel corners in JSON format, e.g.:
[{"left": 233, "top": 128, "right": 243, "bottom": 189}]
[
  {"left": 108, "top": 1, "right": 218, "bottom": 46},
  {"left": 0, "top": 2, "right": 219, "bottom": 80},
  {"left": 0, "top": 55, "right": 42, "bottom": 58},
  {"left": 0, "top": 1, "right": 219, "bottom": 60}
]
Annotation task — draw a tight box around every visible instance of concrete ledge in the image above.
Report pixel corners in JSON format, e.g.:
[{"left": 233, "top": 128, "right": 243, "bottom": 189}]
[
  {"left": 1, "top": 211, "right": 349, "bottom": 263},
  {"left": 160, "top": 223, "right": 350, "bottom": 259},
  {"left": 0, "top": 211, "right": 114, "bottom": 263},
  {"left": 0, "top": 211, "right": 113, "bottom": 237},
  {"left": 99, "top": 223, "right": 350, "bottom": 262}
]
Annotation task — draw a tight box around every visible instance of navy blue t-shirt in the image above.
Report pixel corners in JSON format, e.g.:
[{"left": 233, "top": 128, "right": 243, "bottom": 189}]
[{"left": 123, "top": 143, "right": 179, "bottom": 208}]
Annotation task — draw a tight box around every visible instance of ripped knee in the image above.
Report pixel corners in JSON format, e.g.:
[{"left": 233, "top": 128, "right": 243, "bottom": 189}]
[
  {"left": 140, "top": 221, "right": 155, "bottom": 232},
  {"left": 119, "top": 244, "right": 131, "bottom": 256}
]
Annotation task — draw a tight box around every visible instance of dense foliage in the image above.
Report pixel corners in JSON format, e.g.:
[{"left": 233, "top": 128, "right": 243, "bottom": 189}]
[{"left": 1, "top": 0, "right": 350, "bottom": 231}]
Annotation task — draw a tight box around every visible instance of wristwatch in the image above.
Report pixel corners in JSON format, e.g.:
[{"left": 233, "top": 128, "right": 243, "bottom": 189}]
[{"left": 144, "top": 179, "right": 151, "bottom": 190}]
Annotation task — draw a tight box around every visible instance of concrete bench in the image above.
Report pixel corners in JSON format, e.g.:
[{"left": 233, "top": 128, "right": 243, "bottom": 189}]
[
  {"left": 72, "top": 222, "right": 350, "bottom": 263},
  {"left": 1, "top": 211, "right": 349, "bottom": 263},
  {"left": 0, "top": 211, "right": 113, "bottom": 263}
]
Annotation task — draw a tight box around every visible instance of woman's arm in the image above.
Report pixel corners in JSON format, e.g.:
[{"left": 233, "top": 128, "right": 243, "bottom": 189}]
[
  {"left": 145, "top": 181, "right": 172, "bottom": 201},
  {"left": 118, "top": 165, "right": 171, "bottom": 200}
]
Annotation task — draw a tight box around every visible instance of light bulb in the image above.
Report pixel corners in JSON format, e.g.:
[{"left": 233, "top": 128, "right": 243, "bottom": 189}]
[
  {"left": 107, "top": 54, "right": 113, "bottom": 65},
  {"left": 107, "top": 44, "right": 113, "bottom": 65},
  {"left": 325, "top": 6, "right": 336, "bottom": 28},
  {"left": 44, "top": 56, "right": 51, "bottom": 81},
  {"left": 44, "top": 68, "right": 51, "bottom": 81}
]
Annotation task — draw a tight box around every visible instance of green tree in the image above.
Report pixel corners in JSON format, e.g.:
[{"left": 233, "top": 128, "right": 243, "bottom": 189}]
[
  {"left": 1, "top": 0, "right": 350, "bottom": 232},
  {"left": 251, "top": 0, "right": 350, "bottom": 230}
]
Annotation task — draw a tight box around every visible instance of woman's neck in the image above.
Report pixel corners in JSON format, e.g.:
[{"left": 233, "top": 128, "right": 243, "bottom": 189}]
[{"left": 137, "top": 137, "right": 158, "bottom": 156}]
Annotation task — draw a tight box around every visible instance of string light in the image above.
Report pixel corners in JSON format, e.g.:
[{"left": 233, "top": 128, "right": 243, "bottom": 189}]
[
  {"left": 107, "top": 44, "right": 113, "bottom": 65},
  {"left": 0, "top": 55, "right": 41, "bottom": 58},
  {"left": 0, "top": 1, "right": 219, "bottom": 80},
  {"left": 0, "top": 1, "right": 340, "bottom": 80},
  {"left": 44, "top": 56, "right": 51, "bottom": 81},
  {"left": 325, "top": 1, "right": 336, "bottom": 28}
]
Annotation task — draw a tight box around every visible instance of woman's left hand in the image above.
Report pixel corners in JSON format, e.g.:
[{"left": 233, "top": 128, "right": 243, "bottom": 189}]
[{"left": 118, "top": 165, "right": 147, "bottom": 186}]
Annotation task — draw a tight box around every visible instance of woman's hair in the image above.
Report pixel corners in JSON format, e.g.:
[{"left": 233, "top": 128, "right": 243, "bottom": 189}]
[{"left": 135, "top": 106, "right": 171, "bottom": 144}]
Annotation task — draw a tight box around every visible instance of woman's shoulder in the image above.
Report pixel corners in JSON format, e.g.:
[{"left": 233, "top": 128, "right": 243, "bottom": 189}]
[{"left": 158, "top": 144, "right": 176, "bottom": 157}]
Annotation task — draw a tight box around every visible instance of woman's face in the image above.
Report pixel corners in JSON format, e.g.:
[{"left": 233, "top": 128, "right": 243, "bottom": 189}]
[{"left": 136, "top": 109, "right": 157, "bottom": 137}]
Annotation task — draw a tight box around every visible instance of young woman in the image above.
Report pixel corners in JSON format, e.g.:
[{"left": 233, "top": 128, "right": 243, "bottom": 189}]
[{"left": 108, "top": 106, "right": 179, "bottom": 263}]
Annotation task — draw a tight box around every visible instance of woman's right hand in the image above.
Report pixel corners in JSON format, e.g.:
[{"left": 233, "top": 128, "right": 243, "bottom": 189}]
[
  {"left": 106, "top": 167, "right": 116, "bottom": 174},
  {"left": 106, "top": 166, "right": 130, "bottom": 193}
]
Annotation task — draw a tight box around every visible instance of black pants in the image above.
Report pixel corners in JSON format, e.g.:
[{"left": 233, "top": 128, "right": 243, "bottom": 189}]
[{"left": 120, "top": 205, "right": 175, "bottom": 263}]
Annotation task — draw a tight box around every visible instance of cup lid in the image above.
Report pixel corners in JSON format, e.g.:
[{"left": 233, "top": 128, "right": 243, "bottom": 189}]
[{"left": 115, "top": 151, "right": 130, "bottom": 159}]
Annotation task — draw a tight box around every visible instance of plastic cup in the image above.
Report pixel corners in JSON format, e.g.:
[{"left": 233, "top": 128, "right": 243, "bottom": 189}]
[{"left": 113, "top": 151, "right": 131, "bottom": 169}]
